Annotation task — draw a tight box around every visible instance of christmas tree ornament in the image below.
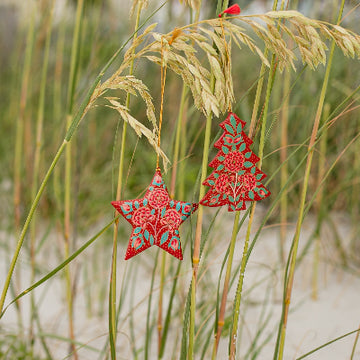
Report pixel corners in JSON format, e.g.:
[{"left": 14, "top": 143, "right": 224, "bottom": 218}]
[
  {"left": 200, "top": 112, "right": 270, "bottom": 211},
  {"left": 111, "top": 170, "right": 198, "bottom": 260},
  {"left": 111, "top": 36, "right": 198, "bottom": 260}
]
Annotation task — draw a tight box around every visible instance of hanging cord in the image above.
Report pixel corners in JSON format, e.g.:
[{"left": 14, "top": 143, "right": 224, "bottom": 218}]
[
  {"left": 156, "top": 36, "right": 168, "bottom": 170},
  {"left": 219, "top": 16, "right": 233, "bottom": 113}
]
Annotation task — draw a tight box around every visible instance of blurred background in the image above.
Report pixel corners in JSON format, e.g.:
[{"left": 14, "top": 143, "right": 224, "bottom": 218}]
[
  {"left": 1, "top": 0, "right": 360, "bottom": 358},
  {"left": 1, "top": 0, "right": 359, "bottom": 232}
]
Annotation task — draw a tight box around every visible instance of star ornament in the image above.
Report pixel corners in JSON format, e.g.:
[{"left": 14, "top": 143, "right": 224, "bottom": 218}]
[{"left": 111, "top": 170, "right": 198, "bottom": 260}]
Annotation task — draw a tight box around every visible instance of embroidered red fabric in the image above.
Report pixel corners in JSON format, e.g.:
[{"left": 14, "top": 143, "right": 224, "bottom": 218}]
[
  {"left": 200, "top": 112, "right": 270, "bottom": 211},
  {"left": 112, "top": 169, "right": 198, "bottom": 260}
]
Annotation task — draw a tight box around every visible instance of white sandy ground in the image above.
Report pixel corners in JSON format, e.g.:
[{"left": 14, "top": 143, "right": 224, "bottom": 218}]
[{"left": 1, "top": 210, "right": 360, "bottom": 360}]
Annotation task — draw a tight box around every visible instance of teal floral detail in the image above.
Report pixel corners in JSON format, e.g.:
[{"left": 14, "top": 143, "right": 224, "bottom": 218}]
[
  {"left": 152, "top": 173, "right": 164, "bottom": 186},
  {"left": 239, "top": 143, "right": 246, "bottom": 152},
  {"left": 160, "top": 231, "right": 169, "bottom": 245},
  {"left": 168, "top": 234, "right": 180, "bottom": 250},
  {"left": 121, "top": 202, "right": 133, "bottom": 214},
  {"left": 132, "top": 236, "right": 144, "bottom": 250},
  {"left": 248, "top": 190, "right": 255, "bottom": 200},
  {"left": 149, "top": 234, "right": 154, "bottom": 246},
  {"left": 134, "top": 227, "right": 142, "bottom": 234},
  {"left": 257, "top": 188, "right": 269, "bottom": 198},
  {"left": 161, "top": 207, "right": 166, "bottom": 218},
  {"left": 225, "top": 123, "right": 235, "bottom": 134},
  {"left": 230, "top": 114, "right": 237, "bottom": 128},
  {"left": 181, "top": 203, "right": 192, "bottom": 215},
  {"left": 236, "top": 122, "right": 243, "bottom": 134}
]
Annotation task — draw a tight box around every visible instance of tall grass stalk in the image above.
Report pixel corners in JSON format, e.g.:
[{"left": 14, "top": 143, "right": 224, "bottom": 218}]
[
  {"left": 12, "top": 0, "right": 36, "bottom": 330},
  {"left": 170, "top": 85, "right": 188, "bottom": 198},
  {"left": 64, "top": 0, "right": 84, "bottom": 357},
  {"left": 109, "top": 3, "right": 143, "bottom": 358},
  {"left": 178, "top": 97, "right": 189, "bottom": 201},
  {"left": 189, "top": 77, "right": 214, "bottom": 359},
  {"left": 145, "top": 250, "right": 159, "bottom": 360},
  {"left": 350, "top": 323, "right": 360, "bottom": 359},
  {"left": 279, "top": 0, "right": 298, "bottom": 265},
  {"left": 350, "top": 100, "right": 360, "bottom": 258},
  {"left": 159, "top": 257, "right": 184, "bottom": 358},
  {"left": 211, "top": 211, "right": 240, "bottom": 359},
  {"left": 157, "top": 252, "right": 166, "bottom": 354},
  {"left": 275, "top": 1, "right": 346, "bottom": 358},
  {"left": 1, "top": 217, "right": 118, "bottom": 319},
  {"left": 279, "top": 68, "right": 290, "bottom": 264},
  {"left": 157, "top": 80, "right": 188, "bottom": 357},
  {"left": 230, "top": 46, "right": 279, "bottom": 359},
  {"left": 29, "top": 0, "right": 54, "bottom": 348},
  {"left": 189, "top": 2, "right": 227, "bottom": 356},
  {"left": 296, "top": 328, "right": 360, "bottom": 360},
  {"left": 311, "top": 103, "right": 329, "bottom": 300},
  {"left": 228, "top": 0, "right": 283, "bottom": 356},
  {"left": 53, "top": 9, "right": 66, "bottom": 215}
]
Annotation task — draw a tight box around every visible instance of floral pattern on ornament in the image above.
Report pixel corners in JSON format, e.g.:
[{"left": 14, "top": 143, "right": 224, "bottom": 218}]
[
  {"left": 214, "top": 174, "right": 231, "bottom": 194},
  {"left": 200, "top": 113, "right": 271, "bottom": 212},
  {"left": 148, "top": 188, "right": 169, "bottom": 209},
  {"left": 224, "top": 151, "right": 245, "bottom": 172},
  {"left": 112, "top": 169, "right": 198, "bottom": 260},
  {"left": 162, "top": 209, "right": 182, "bottom": 229},
  {"left": 240, "top": 173, "right": 256, "bottom": 192},
  {"left": 133, "top": 207, "right": 154, "bottom": 227}
]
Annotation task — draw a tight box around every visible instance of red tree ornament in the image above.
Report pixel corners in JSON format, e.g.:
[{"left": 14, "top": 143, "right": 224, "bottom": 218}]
[
  {"left": 112, "top": 169, "right": 198, "bottom": 260},
  {"left": 200, "top": 113, "right": 270, "bottom": 211}
]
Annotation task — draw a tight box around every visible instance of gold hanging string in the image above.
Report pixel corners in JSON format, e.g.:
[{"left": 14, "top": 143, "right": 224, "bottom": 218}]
[
  {"left": 219, "top": 16, "right": 232, "bottom": 113},
  {"left": 156, "top": 36, "right": 168, "bottom": 170}
]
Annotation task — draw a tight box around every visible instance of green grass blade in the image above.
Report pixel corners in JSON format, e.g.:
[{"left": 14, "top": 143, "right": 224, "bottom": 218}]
[
  {"left": 1, "top": 217, "right": 117, "bottom": 318},
  {"left": 296, "top": 328, "right": 360, "bottom": 360}
]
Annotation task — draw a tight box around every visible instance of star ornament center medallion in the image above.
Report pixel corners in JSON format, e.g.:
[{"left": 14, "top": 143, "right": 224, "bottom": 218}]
[{"left": 111, "top": 170, "right": 198, "bottom": 260}]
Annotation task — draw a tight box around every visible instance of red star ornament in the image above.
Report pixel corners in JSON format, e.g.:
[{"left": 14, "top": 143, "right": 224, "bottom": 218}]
[
  {"left": 111, "top": 169, "right": 198, "bottom": 260},
  {"left": 200, "top": 112, "right": 270, "bottom": 211}
]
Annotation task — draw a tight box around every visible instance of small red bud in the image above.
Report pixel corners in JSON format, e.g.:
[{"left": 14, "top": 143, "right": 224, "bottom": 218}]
[{"left": 218, "top": 4, "right": 241, "bottom": 17}]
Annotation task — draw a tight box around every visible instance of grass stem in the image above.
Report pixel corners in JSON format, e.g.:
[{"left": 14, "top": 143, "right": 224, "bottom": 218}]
[
  {"left": 189, "top": 3, "right": 228, "bottom": 357},
  {"left": 311, "top": 103, "right": 329, "bottom": 300},
  {"left": 279, "top": 69, "right": 290, "bottom": 264},
  {"left": 229, "top": 44, "right": 279, "bottom": 360},
  {"left": 0, "top": 140, "right": 67, "bottom": 314},
  {"left": 109, "top": 3, "right": 143, "bottom": 358},
  {"left": 29, "top": 0, "right": 55, "bottom": 348},
  {"left": 12, "top": 0, "right": 36, "bottom": 332},
  {"left": 64, "top": 0, "right": 84, "bottom": 357},
  {"left": 275, "top": 2, "right": 346, "bottom": 358},
  {"left": 212, "top": 211, "right": 240, "bottom": 359},
  {"left": 189, "top": 99, "right": 214, "bottom": 359}
]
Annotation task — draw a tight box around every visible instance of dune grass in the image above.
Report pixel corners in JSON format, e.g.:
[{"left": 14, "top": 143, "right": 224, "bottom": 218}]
[{"left": 1, "top": 0, "right": 360, "bottom": 359}]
